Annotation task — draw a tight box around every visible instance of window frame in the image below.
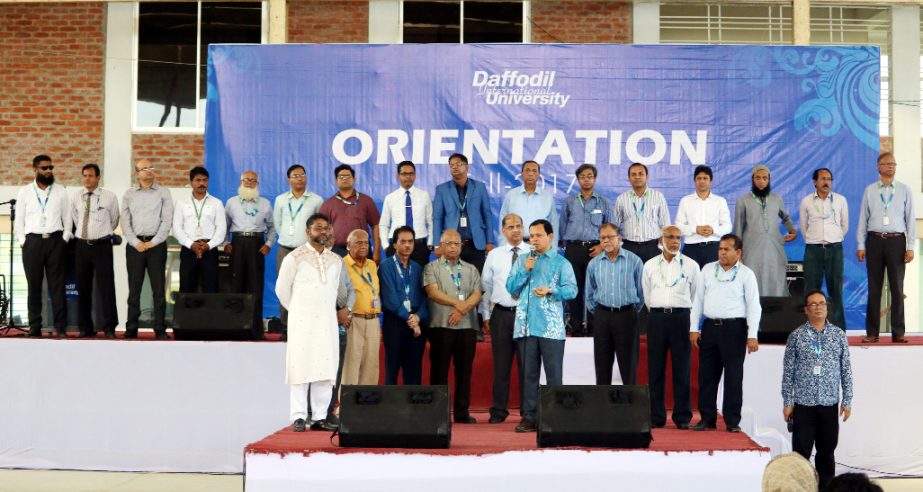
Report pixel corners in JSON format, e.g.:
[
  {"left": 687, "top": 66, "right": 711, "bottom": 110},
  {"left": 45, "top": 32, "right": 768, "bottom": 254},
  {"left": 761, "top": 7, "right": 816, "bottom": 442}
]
[{"left": 399, "top": 0, "right": 531, "bottom": 44}]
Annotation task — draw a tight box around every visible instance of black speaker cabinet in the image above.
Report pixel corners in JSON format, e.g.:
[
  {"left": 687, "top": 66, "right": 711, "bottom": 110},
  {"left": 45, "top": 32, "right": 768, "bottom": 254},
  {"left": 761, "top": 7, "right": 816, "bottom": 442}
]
[
  {"left": 758, "top": 296, "right": 804, "bottom": 344},
  {"left": 172, "top": 293, "right": 254, "bottom": 341},
  {"left": 339, "top": 385, "right": 451, "bottom": 449},
  {"left": 538, "top": 385, "right": 652, "bottom": 448}
]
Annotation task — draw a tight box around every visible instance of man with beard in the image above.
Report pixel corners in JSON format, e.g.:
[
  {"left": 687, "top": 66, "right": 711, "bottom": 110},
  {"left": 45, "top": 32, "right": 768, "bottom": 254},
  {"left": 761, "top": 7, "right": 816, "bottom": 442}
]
[
  {"left": 857, "top": 152, "right": 915, "bottom": 343},
  {"left": 173, "top": 167, "right": 227, "bottom": 294},
  {"left": 499, "top": 160, "right": 557, "bottom": 245},
  {"left": 225, "top": 170, "right": 276, "bottom": 340},
  {"left": 121, "top": 159, "right": 173, "bottom": 339},
  {"left": 799, "top": 168, "right": 848, "bottom": 329},
  {"left": 733, "top": 164, "right": 797, "bottom": 297},
  {"left": 276, "top": 213, "right": 348, "bottom": 432},
  {"left": 642, "top": 225, "right": 699, "bottom": 429},
  {"left": 15, "top": 155, "right": 73, "bottom": 337},
  {"left": 71, "top": 163, "right": 120, "bottom": 338},
  {"left": 586, "top": 223, "right": 644, "bottom": 385},
  {"left": 614, "top": 163, "right": 671, "bottom": 263},
  {"left": 676, "top": 165, "right": 732, "bottom": 268}
]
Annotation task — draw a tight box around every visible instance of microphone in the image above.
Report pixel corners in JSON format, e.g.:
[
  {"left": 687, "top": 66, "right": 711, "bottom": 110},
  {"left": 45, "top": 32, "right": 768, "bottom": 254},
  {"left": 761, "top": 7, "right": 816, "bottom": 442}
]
[{"left": 529, "top": 245, "right": 537, "bottom": 257}]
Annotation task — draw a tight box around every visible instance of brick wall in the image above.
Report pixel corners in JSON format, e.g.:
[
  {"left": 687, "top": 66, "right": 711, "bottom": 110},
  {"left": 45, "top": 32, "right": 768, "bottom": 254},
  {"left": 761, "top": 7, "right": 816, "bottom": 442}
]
[
  {"left": 0, "top": 3, "right": 106, "bottom": 186},
  {"left": 288, "top": 0, "right": 368, "bottom": 43},
  {"left": 132, "top": 134, "right": 205, "bottom": 187},
  {"left": 530, "top": 0, "right": 632, "bottom": 43}
]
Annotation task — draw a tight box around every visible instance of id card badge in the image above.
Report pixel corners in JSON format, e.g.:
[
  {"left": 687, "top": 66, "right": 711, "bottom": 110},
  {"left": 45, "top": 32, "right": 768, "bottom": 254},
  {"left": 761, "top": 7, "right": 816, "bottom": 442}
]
[
  {"left": 403, "top": 299, "right": 412, "bottom": 312},
  {"left": 459, "top": 215, "right": 468, "bottom": 228},
  {"left": 883, "top": 216, "right": 891, "bottom": 226},
  {"left": 372, "top": 298, "right": 380, "bottom": 310},
  {"left": 813, "top": 363, "right": 822, "bottom": 376},
  {"left": 288, "top": 224, "right": 295, "bottom": 235},
  {"left": 457, "top": 293, "right": 466, "bottom": 301}
]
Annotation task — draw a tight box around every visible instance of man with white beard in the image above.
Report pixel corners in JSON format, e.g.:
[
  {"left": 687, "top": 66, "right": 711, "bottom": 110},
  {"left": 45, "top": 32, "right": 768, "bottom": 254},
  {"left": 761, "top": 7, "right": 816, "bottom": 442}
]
[
  {"left": 276, "top": 213, "right": 348, "bottom": 432},
  {"left": 226, "top": 170, "right": 276, "bottom": 340}
]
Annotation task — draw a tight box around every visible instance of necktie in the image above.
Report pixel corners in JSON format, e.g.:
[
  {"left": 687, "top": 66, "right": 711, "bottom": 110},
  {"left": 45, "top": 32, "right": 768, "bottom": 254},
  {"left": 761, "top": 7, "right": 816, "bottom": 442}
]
[
  {"left": 405, "top": 190, "right": 413, "bottom": 229},
  {"left": 82, "top": 191, "right": 92, "bottom": 239},
  {"left": 511, "top": 247, "right": 519, "bottom": 266}
]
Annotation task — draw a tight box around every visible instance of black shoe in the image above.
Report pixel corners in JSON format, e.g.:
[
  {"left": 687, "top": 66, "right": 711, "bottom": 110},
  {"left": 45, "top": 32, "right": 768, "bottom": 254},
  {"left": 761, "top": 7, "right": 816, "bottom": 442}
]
[
  {"left": 104, "top": 330, "right": 116, "bottom": 339},
  {"left": 652, "top": 423, "right": 666, "bottom": 429},
  {"left": 155, "top": 331, "right": 169, "bottom": 340},
  {"left": 325, "top": 414, "right": 340, "bottom": 425},
  {"left": 252, "top": 334, "right": 267, "bottom": 341},
  {"left": 727, "top": 426, "right": 742, "bottom": 433},
  {"left": 123, "top": 330, "right": 138, "bottom": 339},
  {"left": 455, "top": 415, "right": 477, "bottom": 424},
  {"left": 310, "top": 419, "right": 338, "bottom": 431},
  {"left": 676, "top": 423, "right": 690, "bottom": 430},
  {"left": 28, "top": 328, "right": 42, "bottom": 338},
  {"left": 281, "top": 332, "right": 287, "bottom": 342},
  {"left": 54, "top": 329, "right": 70, "bottom": 338},
  {"left": 292, "top": 418, "right": 306, "bottom": 432},
  {"left": 691, "top": 421, "right": 717, "bottom": 431},
  {"left": 488, "top": 415, "right": 506, "bottom": 424},
  {"left": 78, "top": 331, "right": 93, "bottom": 338},
  {"left": 515, "top": 420, "right": 537, "bottom": 433}
]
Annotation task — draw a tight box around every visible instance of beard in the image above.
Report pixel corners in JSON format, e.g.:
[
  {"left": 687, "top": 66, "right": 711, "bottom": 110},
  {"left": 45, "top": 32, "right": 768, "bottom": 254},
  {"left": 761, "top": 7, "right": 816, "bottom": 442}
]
[
  {"left": 751, "top": 182, "right": 771, "bottom": 198},
  {"left": 36, "top": 173, "right": 55, "bottom": 186},
  {"left": 238, "top": 185, "right": 260, "bottom": 201},
  {"left": 310, "top": 233, "right": 328, "bottom": 246}
]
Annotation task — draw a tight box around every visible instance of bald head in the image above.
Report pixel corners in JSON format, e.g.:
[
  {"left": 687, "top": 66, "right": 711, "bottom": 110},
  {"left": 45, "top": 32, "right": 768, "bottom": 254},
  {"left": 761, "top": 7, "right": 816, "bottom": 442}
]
[
  {"left": 440, "top": 229, "right": 462, "bottom": 262},
  {"left": 347, "top": 229, "right": 370, "bottom": 261},
  {"left": 135, "top": 159, "right": 155, "bottom": 187},
  {"left": 661, "top": 225, "right": 682, "bottom": 257}
]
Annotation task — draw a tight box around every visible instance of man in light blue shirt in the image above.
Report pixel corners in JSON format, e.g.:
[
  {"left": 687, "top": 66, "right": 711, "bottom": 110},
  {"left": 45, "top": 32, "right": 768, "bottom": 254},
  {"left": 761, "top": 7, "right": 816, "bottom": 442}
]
[
  {"left": 506, "top": 219, "right": 577, "bottom": 433},
  {"left": 856, "top": 152, "right": 915, "bottom": 343},
  {"left": 586, "top": 223, "right": 644, "bottom": 385},
  {"left": 690, "top": 234, "right": 761, "bottom": 433},
  {"left": 499, "top": 160, "right": 557, "bottom": 245}
]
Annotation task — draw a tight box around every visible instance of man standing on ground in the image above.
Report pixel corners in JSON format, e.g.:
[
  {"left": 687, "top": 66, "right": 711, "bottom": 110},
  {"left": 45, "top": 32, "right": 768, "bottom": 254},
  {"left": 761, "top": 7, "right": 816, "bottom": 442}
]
[
  {"left": 380, "top": 160, "right": 433, "bottom": 267},
  {"left": 173, "top": 167, "right": 226, "bottom": 294},
  {"left": 341, "top": 229, "right": 382, "bottom": 388},
  {"left": 71, "top": 163, "right": 119, "bottom": 338},
  {"left": 614, "top": 163, "right": 670, "bottom": 263},
  {"left": 121, "top": 159, "right": 173, "bottom": 339}
]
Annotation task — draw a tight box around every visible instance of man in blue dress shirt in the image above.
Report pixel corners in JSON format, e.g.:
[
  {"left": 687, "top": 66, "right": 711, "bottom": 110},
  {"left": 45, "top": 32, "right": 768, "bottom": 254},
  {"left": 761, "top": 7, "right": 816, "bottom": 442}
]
[
  {"left": 498, "top": 160, "right": 557, "bottom": 245},
  {"left": 432, "top": 153, "right": 494, "bottom": 272},
  {"left": 506, "top": 219, "right": 578, "bottom": 433},
  {"left": 690, "top": 234, "right": 761, "bottom": 433},
  {"left": 782, "top": 290, "right": 853, "bottom": 488}
]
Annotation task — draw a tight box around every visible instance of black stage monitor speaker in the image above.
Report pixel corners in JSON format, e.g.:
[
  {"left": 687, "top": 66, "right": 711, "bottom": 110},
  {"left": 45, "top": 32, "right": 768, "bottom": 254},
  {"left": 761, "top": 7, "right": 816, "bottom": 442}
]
[
  {"left": 339, "top": 385, "right": 451, "bottom": 449},
  {"left": 758, "top": 296, "right": 804, "bottom": 344},
  {"left": 172, "top": 293, "right": 254, "bottom": 341},
  {"left": 538, "top": 385, "right": 652, "bottom": 448}
]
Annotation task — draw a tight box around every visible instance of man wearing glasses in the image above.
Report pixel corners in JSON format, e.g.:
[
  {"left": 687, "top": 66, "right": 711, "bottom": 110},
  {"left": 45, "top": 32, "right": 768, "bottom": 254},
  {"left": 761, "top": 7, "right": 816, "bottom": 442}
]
[
  {"left": 120, "top": 159, "right": 174, "bottom": 339},
  {"left": 857, "top": 152, "right": 915, "bottom": 343},
  {"left": 15, "top": 155, "right": 73, "bottom": 338},
  {"left": 379, "top": 160, "right": 433, "bottom": 267},
  {"left": 690, "top": 234, "right": 761, "bottom": 433},
  {"left": 319, "top": 164, "right": 381, "bottom": 263},
  {"left": 273, "top": 164, "right": 323, "bottom": 340},
  {"left": 433, "top": 153, "right": 494, "bottom": 273}
]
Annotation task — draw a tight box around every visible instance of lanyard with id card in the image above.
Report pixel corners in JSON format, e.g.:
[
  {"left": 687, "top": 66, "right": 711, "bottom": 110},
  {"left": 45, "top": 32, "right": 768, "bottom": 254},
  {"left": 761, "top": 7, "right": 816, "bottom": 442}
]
[
  {"left": 353, "top": 262, "right": 379, "bottom": 310},
  {"left": 812, "top": 336, "right": 823, "bottom": 375},
  {"left": 394, "top": 256, "right": 412, "bottom": 312}
]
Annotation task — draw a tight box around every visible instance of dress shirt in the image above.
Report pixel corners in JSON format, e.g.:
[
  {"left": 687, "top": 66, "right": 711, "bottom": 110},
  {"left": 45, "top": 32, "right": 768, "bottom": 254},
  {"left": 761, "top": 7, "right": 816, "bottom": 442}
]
[
  {"left": 379, "top": 255, "right": 430, "bottom": 323},
  {"left": 614, "top": 188, "right": 671, "bottom": 242},
  {"left": 121, "top": 183, "right": 173, "bottom": 247},
  {"left": 782, "top": 321, "right": 853, "bottom": 408},
  {"left": 173, "top": 193, "right": 227, "bottom": 250},
  {"left": 856, "top": 180, "right": 916, "bottom": 250},
  {"left": 14, "top": 181, "right": 73, "bottom": 245},
  {"left": 498, "top": 185, "right": 558, "bottom": 244},
  {"left": 344, "top": 254, "right": 380, "bottom": 315},
  {"left": 585, "top": 248, "right": 644, "bottom": 313},
  {"left": 478, "top": 242, "right": 528, "bottom": 319},
  {"left": 691, "top": 260, "right": 762, "bottom": 338},
  {"left": 225, "top": 195, "right": 276, "bottom": 247},
  {"left": 319, "top": 191, "right": 380, "bottom": 248},
  {"left": 423, "top": 259, "right": 481, "bottom": 330},
  {"left": 675, "top": 192, "right": 732, "bottom": 244},
  {"left": 506, "top": 249, "right": 578, "bottom": 340},
  {"left": 273, "top": 191, "right": 323, "bottom": 249},
  {"left": 71, "top": 188, "right": 119, "bottom": 240},
  {"left": 380, "top": 186, "right": 433, "bottom": 247},
  {"left": 336, "top": 255, "right": 356, "bottom": 312},
  {"left": 558, "top": 192, "right": 610, "bottom": 243},
  {"left": 799, "top": 192, "right": 848, "bottom": 245},
  {"left": 642, "top": 253, "right": 699, "bottom": 309}
]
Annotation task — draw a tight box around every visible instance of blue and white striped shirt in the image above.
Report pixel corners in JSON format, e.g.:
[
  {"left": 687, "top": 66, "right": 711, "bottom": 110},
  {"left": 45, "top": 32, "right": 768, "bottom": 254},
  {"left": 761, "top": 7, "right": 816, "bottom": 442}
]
[
  {"left": 585, "top": 248, "right": 644, "bottom": 313},
  {"left": 614, "top": 188, "right": 670, "bottom": 242},
  {"left": 782, "top": 321, "right": 853, "bottom": 408}
]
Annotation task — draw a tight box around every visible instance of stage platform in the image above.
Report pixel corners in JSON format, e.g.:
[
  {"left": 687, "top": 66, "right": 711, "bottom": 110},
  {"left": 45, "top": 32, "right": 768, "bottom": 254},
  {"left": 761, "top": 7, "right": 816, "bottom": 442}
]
[{"left": 244, "top": 413, "right": 770, "bottom": 492}]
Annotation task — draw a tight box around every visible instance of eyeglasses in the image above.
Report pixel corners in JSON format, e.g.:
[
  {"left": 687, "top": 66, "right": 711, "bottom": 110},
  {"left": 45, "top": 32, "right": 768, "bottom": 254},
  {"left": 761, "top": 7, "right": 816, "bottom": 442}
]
[
  {"left": 577, "top": 174, "right": 595, "bottom": 180},
  {"left": 663, "top": 234, "right": 682, "bottom": 241},
  {"left": 337, "top": 174, "right": 354, "bottom": 180},
  {"left": 351, "top": 240, "right": 370, "bottom": 246},
  {"left": 599, "top": 234, "right": 619, "bottom": 241},
  {"left": 241, "top": 178, "right": 258, "bottom": 184},
  {"left": 449, "top": 162, "right": 468, "bottom": 168},
  {"left": 137, "top": 166, "right": 155, "bottom": 172},
  {"left": 807, "top": 301, "right": 827, "bottom": 308},
  {"left": 399, "top": 172, "right": 416, "bottom": 177},
  {"left": 879, "top": 162, "right": 897, "bottom": 167},
  {"left": 39, "top": 165, "right": 54, "bottom": 171},
  {"left": 441, "top": 241, "right": 462, "bottom": 247},
  {"left": 289, "top": 173, "right": 306, "bottom": 179}
]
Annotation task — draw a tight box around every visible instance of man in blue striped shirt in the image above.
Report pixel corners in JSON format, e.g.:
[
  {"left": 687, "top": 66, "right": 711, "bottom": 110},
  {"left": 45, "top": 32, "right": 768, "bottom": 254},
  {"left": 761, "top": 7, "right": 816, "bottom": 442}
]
[
  {"left": 586, "top": 223, "right": 644, "bottom": 385},
  {"left": 506, "top": 219, "right": 578, "bottom": 433}
]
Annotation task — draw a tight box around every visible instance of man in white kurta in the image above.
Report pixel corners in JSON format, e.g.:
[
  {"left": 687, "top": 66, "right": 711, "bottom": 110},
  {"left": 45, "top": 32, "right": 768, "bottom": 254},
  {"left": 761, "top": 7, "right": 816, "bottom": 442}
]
[{"left": 276, "top": 213, "right": 343, "bottom": 432}]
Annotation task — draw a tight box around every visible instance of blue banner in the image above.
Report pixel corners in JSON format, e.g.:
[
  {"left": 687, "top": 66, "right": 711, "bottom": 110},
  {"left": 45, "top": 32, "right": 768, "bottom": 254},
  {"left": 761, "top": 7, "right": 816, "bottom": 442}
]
[{"left": 206, "top": 44, "right": 880, "bottom": 328}]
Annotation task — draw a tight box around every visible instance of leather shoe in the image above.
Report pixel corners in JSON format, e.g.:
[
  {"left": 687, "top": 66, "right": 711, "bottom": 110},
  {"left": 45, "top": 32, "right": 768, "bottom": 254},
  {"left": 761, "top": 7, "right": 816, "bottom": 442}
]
[
  {"left": 892, "top": 336, "right": 909, "bottom": 344},
  {"left": 310, "top": 419, "right": 338, "bottom": 432},
  {"left": 515, "top": 420, "right": 537, "bottom": 433},
  {"left": 104, "top": 330, "right": 116, "bottom": 339},
  {"left": 455, "top": 415, "right": 477, "bottom": 424},
  {"left": 281, "top": 332, "right": 287, "bottom": 342},
  {"left": 28, "top": 328, "right": 42, "bottom": 338},
  {"left": 676, "top": 423, "right": 690, "bottom": 430},
  {"left": 78, "top": 331, "right": 93, "bottom": 338},
  {"left": 123, "top": 330, "right": 138, "bottom": 339},
  {"left": 155, "top": 331, "right": 169, "bottom": 340},
  {"left": 727, "top": 426, "right": 742, "bottom": 433},
  {"left": 861, "top": 336, "right": 879, "bottom": 343},
  {"left": 292, "top": 418, "right": 306, "bottom": 432},
  {"left": 54, "top": 329, "right": 70, "bottom": 338},
  {"left": 488, "top": 415, "right": 506, "bottom": 424},
  {"left": 691, "top": 421, "right": 716, "bottom": 431},
  {"left": 651, "top": 423, "right": 666, "bottom": 429}
]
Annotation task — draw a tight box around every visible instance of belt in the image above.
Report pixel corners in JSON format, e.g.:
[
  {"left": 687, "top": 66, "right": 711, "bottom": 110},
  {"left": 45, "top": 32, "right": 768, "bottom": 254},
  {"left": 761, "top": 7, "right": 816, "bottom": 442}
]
[
  {"left": 494, "top": 304, "right": 516, "bottom": 312},
  {"left": 137, "top": 235, "right": 155, "bottom": 242},
  {"left": 806, "top": 242, "right": 842, "bottom": 248},
  {"left": 686, "top": 241, "right": 717, "bottom": 246},
  {"left": 353, "top": 313, "right": 379, "bottom": 320},
  {"left": 233, "top": 232, "right": 263, "bottom": 238},
  {"left": 706, "top": 317, "right": 746, "bottom": 326},
  {"left": 27, "top": 231, "right": 63, "bottom": 239},
  {"left": 623, "top": 238, "right": 659, "bottom": 245},
  {"left": 566, "top": 240, "right": 598, "bottom": 246},
  {"left": 77, "top": 235, "right": 112, "bottom": 246},
  {"left": 598, "top": 304, "right": 633, "bottom": 312},
  {"left": 650, "top": 307, "right": 690, "bottom": 314},
  {"left": 869, "top": 232, "right": 905, "bottom": 239}
]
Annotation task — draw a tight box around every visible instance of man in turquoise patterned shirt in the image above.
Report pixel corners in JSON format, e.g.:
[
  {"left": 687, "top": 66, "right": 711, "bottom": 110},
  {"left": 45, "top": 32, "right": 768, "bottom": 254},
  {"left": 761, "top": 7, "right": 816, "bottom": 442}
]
[{"left": 506, "top": 219, "right": 577, "bottom": 433}]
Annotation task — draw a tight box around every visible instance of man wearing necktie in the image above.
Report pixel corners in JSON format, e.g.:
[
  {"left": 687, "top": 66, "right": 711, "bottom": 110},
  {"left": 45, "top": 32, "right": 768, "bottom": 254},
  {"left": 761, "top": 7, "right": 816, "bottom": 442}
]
[
  {"left": 380, "top": 161, "right": 433, "bottom": 267},
  {"left": 71, "top": 163, "right": 120, "bottom": 338}
]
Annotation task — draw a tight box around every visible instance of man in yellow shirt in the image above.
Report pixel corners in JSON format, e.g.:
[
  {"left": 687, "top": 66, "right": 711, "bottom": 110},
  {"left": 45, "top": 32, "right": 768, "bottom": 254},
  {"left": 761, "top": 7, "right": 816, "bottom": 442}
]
[{"left": 342, "top": 229, "right": 382, "bottom": 386}]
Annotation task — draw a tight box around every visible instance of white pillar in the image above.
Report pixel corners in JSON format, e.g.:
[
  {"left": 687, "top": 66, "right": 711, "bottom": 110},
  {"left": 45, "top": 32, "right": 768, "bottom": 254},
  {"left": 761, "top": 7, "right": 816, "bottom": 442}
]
[
  {"left": 633, "top": 1, "right": 659, "bottom": 44},
  {"left": 369, "top": 0, "right": 401, "bottom": 44},
  {"left": 792, "top": 0, "right": 809, "bottom": 46},
  {"left": 889, "top": 6, "right": 922, "bottom": 332},
  {"left": 268, "top": 0, "right": 287, "bottom": 44}
]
